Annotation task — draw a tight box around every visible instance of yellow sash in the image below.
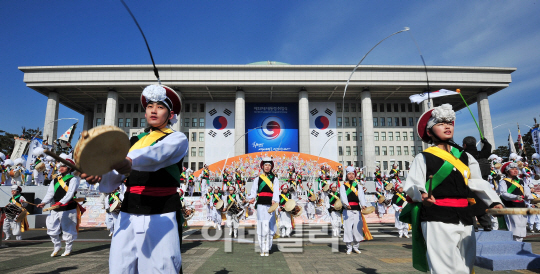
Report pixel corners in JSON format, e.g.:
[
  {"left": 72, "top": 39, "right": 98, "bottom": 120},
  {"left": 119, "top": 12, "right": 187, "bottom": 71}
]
[
  {"left": 344, "top": 182, "right": 358, "bottom": 196},
  {"left": 214, "top": 194, "right": 221, "bottom": 201},
  {"left": 504, "top": 178, "right": 524, "bottom": 194},
  {"left": 111, "top": 193, "right": 121, "bottom": 203},
  {"left": 58, "top": 177, "right": 69, "bottom": 192},
  {"left": 395, "top": 192, "right": 406, "bottom": 202},
  {"left": 424, "top": 146, "right": 471, "bottom": 185},
  {"left": 280, "top": 194, "right": 289, "bottom": 202},
  {"left": 12, "top": 198, "right": 29, "bottom": 232},
  {"left": 129, "top": 128, "right": 174, "bottom": 152},
  {"left": 260, "top": 174, "right": 274, "bottom": 191}
]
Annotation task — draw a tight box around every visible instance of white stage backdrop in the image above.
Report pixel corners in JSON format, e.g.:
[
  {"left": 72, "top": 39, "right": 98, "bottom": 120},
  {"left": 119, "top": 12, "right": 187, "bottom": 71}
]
[
  {"left": 205, "top": 102, "right": 235, "bottom": 165},
  {"left": 309, "top": 102, "right": 338, "bottom": 162}
]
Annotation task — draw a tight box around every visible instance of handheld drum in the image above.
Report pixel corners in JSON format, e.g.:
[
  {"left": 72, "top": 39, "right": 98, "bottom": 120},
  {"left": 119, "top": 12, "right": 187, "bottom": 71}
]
[
  {"left": 267, "top": 203, "right": 279, "bottom": 213},
  {"left": 362, "top": 206, "right": 375, "bottom": 215},
  {"left": 73, "top": 125, "right": 130, "bottom": 176},
  {"left": 215, "top": 200, "right": 224, "bottom": 210},
  {"left": 333, "top": 198, "right": 343, "bottom": 211},
  {"left": 385, "top": 183, "right": 394, "bottom": 191},
  {"left": 35, "top": 162, "right": 46, "bottom": 172},
  {"left": 284, "top": 199, "right": 296, "bottom": 212}
]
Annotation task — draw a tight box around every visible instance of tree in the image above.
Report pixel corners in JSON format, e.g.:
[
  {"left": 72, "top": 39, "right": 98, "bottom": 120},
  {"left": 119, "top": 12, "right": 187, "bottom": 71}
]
[
  {"left": 492, "top": 146, "right": 509, "bottom": 161},
  {"left": 21, "top": 127, "right": 42, "bottom": 140},
  {"left": 0, "top": 130, "right": 16, "bottom": 156}
]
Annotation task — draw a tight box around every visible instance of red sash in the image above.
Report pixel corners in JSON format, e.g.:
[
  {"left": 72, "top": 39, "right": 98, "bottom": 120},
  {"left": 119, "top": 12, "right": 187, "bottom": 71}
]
[{"left": 127, "top": 186, "right": 178, "bottom": 196}]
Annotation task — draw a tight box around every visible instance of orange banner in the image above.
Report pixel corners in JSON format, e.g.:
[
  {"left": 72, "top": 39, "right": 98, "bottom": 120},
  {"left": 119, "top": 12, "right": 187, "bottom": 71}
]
[{"left": 194, "top": 152, "right": 341, "bottom": 179}]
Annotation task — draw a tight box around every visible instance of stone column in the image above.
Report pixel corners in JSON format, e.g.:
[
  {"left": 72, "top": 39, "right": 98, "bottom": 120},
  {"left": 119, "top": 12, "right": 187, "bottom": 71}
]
[
  {"left": 104, "top": 91, "right": 118, "bottom": 126},
  {"left": 234, "top": 90, "right": 245, "bottom": 156},
  {"left": 43, "top": 91, "right": 59, "bottom": 145},
  {"left": 477, "top": 91, "right": 495, "bottom": 148},
  {"left": 83, "top": 110, "right": 94, "bottom": 131},
  {"left": 298, "top": 89, "right": 310, "bottom": 154},
  {"left": 361, "top": 90, "right": 375, "bottom": 179}
]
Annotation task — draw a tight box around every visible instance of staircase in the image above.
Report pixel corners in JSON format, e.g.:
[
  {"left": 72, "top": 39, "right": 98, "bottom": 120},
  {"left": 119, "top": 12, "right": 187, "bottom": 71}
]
[{"left": 475, "top": 230, "right": 540, "bottom": 271}]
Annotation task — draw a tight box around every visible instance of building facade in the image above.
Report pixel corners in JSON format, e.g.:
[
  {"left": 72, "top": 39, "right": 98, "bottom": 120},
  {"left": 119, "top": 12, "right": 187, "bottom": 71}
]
[{"left": 20, "top": 63, "right": 515, "bottom": 176}]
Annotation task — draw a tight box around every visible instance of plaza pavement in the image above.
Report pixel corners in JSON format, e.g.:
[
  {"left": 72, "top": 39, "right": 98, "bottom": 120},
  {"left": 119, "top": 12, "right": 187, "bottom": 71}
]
[{"left": 2, "top": 223, "right": 540, "bottom": 274}]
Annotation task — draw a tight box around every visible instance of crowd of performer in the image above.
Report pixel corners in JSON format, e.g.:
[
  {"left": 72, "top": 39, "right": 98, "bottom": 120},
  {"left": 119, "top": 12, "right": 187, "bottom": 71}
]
[{"left": 1, "top": 84, "right": 540, "bottom": 273}]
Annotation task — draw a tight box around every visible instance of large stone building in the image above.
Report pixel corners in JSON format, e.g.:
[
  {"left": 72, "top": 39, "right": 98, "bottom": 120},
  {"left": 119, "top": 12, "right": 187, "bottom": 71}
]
[{"left": 20, "top": 63, "right": 515, "bottom": 177}]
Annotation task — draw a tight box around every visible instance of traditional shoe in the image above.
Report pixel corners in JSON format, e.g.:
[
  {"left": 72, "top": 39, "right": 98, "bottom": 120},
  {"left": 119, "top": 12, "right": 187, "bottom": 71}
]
[
  {"left": 346, "top": 250, "right": 352, "bottom": 255},
  {"left": 264, "top": 252, "right": 269, "bottom": 256},
  {"left": 483, "top": 226, "right": 492, "bottom": 232},
  {"left": 228, "top": 230, "right": 232, "bottom": 236},
  {"left": 353, "top": 249, "right": 361, "bottom": 254},
  {"left": 404, "top": 235, "right": 410, "bottom": 238},
  {"left": 4, "top": 237, "right": 10, "bottom": 241},
  {"left": 51, "top": 249, "right": 60, "bottom": 257},
  {"left": 61, "top": 251, "right": 71, "bottom": 257},
  {"left": 260, "top": 252, "right": 265, "bottom": 257},
  {"left": 399, "top": 235, "right": 403, "bottom": 238}
]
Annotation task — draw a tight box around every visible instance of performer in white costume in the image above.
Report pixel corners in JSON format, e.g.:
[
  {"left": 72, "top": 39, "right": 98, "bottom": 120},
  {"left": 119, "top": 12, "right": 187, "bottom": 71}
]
[
  {"left": 86, "top": 85, "right": 188, "bottom": 273},
  {"left": 37, "top": 154, "right": 81, "bottom": 257},
  {"left": 12, "top": 158, "right": 26, "bottom": 186},
  {"left": 103, "top": 186, "right": 124, "bottom": 237},
  {"left": 391, "top": 185, "right": 409, "bottom": 238},
  {"left": 498, "top": 161, "right": 532, "bottom": 241},
  {"left": 248, "top": 157, "right": 279, "bottom": 257},
  {"left": 340, "top": 166, "right": 367, "bottom": 254},
  {"left": 223, "top": 185, "right": 241, "bottom": 237},
  {"left": 32, "top": 147, "right": 46, "bottom": 186},
  {"left": 326, "top": 183, "right": 342, "bottom": 237},
  {"left": 277, "top": 184, "right": 293, "bottom": 237},
  {"left": 3, "top": 185, "right": 29, "bottom": 240},
  {"left": 402, "top": 103, "right": 502, "bottom": 273},
  {"left": 3, "top": 158, "right": 14, "bottom": 186}
]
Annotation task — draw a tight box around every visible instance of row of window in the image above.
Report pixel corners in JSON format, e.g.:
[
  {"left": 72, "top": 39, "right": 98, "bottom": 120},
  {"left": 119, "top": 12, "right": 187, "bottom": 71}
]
[
  {"left": 374, "top": 146, "right": 423, "bottom": 156},
  {"left": 338, "top": 146, "right": 363, "bottom": 156},
  {"left": 374, "top": 131, "right": 415, "bottom": 141},
  {"left": 184, "top": 118, "right": 205, "bottom": 128},
  {"left": 336, "top": 116, "right": 418, "bottom": 128},
  {"left": 95, "top": 118, "right": 146, "bottom": 128},
  {"left": 95, "top": 103, "right": 207, "bottom": 114},
  {"left": 337, "top": 132, "right": 361, "bottom": 142},
  {"left": 190, "top": 132, "right": 205, "bottom": 142},
  {"left": 372, "top": 117, "right": 418, "bottom": 127},
  {"left": 336, "top": 103, "right": 420, "bottom": 113},
  {"left": 190, "top": 147, "right": 204, "bottom": 157},
  {"left": 184, "top": 162, "right": 205, "bottom": 171}
]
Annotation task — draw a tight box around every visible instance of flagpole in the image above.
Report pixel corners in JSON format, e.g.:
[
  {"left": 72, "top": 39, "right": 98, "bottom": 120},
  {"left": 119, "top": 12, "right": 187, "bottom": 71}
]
[{"left": 456, "top": 89, "right": 484, "bottom": 139}]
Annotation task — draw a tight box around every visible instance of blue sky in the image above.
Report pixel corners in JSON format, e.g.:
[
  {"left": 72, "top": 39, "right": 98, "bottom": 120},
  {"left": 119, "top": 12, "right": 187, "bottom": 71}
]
[{"left": 1, "top": 1, "right": 539, "bottom": 150}]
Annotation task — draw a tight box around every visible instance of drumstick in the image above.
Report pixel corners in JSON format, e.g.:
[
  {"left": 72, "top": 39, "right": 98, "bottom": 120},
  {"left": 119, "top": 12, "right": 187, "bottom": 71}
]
[
  {"left": 43, "top": 205, "right": 60, "bottom": 212},
  {"left": 44, "top": 150, "right": 83, "bottom": 173}
]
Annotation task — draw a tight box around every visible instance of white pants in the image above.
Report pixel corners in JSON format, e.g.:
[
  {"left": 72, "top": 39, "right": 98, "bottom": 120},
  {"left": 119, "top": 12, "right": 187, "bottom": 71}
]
[
  {"left": 490, "top": 215, "right": 499, "bottom": 230},
  {"left": 394, "top": 210, "right": 408, "bottom": 237},
  {"left": 109, "top": 211, "right": 181, "bottom": 274},
  {"left": 343, "top": 209, "right": 364, "bottom": 244},
  {"left": 226, "top": 212, "right": 239, "bottom": 229},
  {"left": 210, "top": 207, "right": 222, "bottom": 225},
  {"left": 421, "top": 221, "right": 475, "bottom": 274},
  {"left": 528, "top": 214, "right": 540, "bottom": 230},
  {"left": 105, "top": 212, "right": 119, "bottom": 233},
  {"left": 377, "top": 202, "right": 386, "bottom": 217},
  {"left": 46, "top": 209, "right": 78, "bottom": 252},
  {"left": 330, "top": 210, "right": 342, "bottom": 236},
  {"left": 306, "top": 201, "right": 316, "bottom": 219},
  {"left": 278, "top": 210, "right": 292, "bottom": 236},
  {"left": 505, "top": 214, "right": 527, "bottom": 239},
  {"left": 3, "top": 218, "right": 22, "bottom": 239},
  {"left": 256, "top": 204, "right": 276, "bottom": 253}
]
